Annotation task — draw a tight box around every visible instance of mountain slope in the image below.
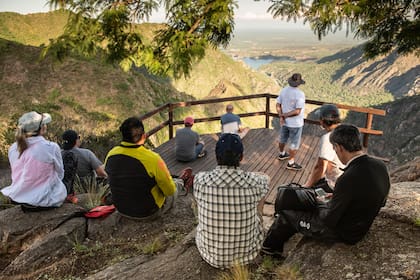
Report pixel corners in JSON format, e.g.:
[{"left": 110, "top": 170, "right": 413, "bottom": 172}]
[
  {"left": 0, "top": 11, "right": 69, "bottom": 46},
  {"left": 0, "top": 38, "right": 189, "bottom": 167},
  {"left": 0, "top": 12, "right": 279, "bottom": 167},
  {"left": 318, "top": 45, "right": 419, "bottom": 98}
]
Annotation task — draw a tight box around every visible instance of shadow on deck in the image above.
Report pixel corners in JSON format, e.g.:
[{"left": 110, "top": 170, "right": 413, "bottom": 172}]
[{"left": 154, "top": 125, "right": 324, "bottom": 214}]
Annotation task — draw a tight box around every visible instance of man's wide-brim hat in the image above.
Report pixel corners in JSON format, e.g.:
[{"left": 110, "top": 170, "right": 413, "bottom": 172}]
[{"left": 288, "top": 73, "right": 305, "bottom": 87}]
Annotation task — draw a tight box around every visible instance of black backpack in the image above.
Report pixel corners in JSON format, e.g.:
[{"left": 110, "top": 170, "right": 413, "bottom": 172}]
[
  {"left": 274, "top": 183, "right": 317, "bottom": 213},
  {"left": 62, "top": 150, "right": 78, "bottom": 195}
]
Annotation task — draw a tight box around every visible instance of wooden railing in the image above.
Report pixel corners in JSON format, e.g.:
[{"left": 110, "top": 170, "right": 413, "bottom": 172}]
[{"left": 140, "top": 93, "right": 386, "bottom": 148}]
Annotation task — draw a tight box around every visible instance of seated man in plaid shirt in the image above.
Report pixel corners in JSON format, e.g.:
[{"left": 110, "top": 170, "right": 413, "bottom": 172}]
[{"left": 193, "top": 133, "right": 269, "bottom": 268}]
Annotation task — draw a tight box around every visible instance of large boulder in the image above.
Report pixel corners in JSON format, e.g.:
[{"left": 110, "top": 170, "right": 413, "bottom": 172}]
[
  {"left": 0, "top": 203, "right": 86, "bottom": 279},
  {"left": 2, "top": 217, "right": 85, "bottom": 277},
  {"left": 0, "top": 183, "right": 418, "bottom": 280},
  {"left": 282, "top": 182, "right": 420, "bottom": 280},
  {"left": 86, "top": 230, "right": 219, "bottom": 280},
  {"left": 82, "top": 182, "right": 420, "bottom": 280}
]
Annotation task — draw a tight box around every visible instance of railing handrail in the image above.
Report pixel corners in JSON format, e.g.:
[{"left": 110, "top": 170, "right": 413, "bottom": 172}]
[{"left": 139, "top": 93, "right": 386, "bottom": 148}]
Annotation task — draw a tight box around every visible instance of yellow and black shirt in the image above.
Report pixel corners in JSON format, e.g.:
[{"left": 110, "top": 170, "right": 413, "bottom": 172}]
[{"left": 105, "top": 142, "right": 176, "bottom": 218}]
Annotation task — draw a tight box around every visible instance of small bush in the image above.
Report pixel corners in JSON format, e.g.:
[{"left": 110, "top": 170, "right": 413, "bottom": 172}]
[
  {"left": 275, "top": 264, "right": 302, "bottom": 280},
  {"left": 48, "top": 89, "right": 61, "bottom": 102},
  {"left": 115, "top": 82, "right": 129, "bottom": 92},
  {"left": 142, "top": 238, "right": 162, "bottom": 255},
  {"left": 73, "top": 176, "right": 110, "bottom": 210},
  {"left": 87, "top": 111, "right": 111, "bottom": 122}
]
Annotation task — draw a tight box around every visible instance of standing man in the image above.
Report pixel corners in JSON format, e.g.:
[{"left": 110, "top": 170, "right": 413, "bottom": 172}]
[
  {"left": 262, "top": 124, "right": 390, "bottom": 256},
  {"left": 220, "top": 104, "right": 250, "bottom": 138},
  {"left": 276, "top": 73, "right": 306, "bottom": 171},
  {"left": 194, "top": 133, "right": 269, "bottom": 268},
  {"left": 304, "top": 104, "right": 344, "bottom": 192},
  {"left": 105, "top": 117, "right": 177, "bottom": 219},
  {"left": 175, "top": 116, "right": 206, "bottom": 162}
]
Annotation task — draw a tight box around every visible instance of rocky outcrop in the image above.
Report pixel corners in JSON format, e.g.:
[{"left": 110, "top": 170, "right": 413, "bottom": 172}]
[
  {"left": 390, "top": 157, "right": 420, "bottom": 183},
  {"left": 0, "top": 182, "right": 418, "bottom": 280},
  {"left": 345, "top": 95, "right": 420, "bottom": 168},
  {"left": 283, "top": 182, "right": 420, "bottom": 280},
  {"left": 0, "top": 203, "right": 86, "bottom": 279},
  {"left": 85, "top": 230, "right": 219, "bottom": 280}
]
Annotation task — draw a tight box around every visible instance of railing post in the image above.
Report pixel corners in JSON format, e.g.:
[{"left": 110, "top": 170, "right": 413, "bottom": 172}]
[
  {"left": 265, "top": 95, "right": 270, "bottom": 128},
  {"left": 363, "top": 113, "right": 373, "bottom": 148},
  {"left": 168, "top": 104, "right": 174, "bottom": 139}
]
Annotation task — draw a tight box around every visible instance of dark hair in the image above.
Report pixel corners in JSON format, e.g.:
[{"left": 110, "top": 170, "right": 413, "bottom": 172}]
[
  {"left": 323, "top": 119, "right": 340, "bottom": 126},
  {"left": 217, "top": 151, "right": 242, "bottom": 167},
  {"left": 330, "top": 124, "right": 362, "bottom": 152},
  {"left": 119, "top": 117, "right": 145, "bottom": 143},
  {"left": 62, "top": 130, "right": 79, "bottom": 150},
  {"left": 216, "top": 133, "right": 243, "bottom": 167},
  {"left": 320, "top": 104, "right": 340, "bottom": 126}
]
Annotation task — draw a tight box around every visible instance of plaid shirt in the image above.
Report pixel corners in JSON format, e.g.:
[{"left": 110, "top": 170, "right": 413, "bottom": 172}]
[{"left": 193, "top": 166, "right": 269, "bottom": 268}]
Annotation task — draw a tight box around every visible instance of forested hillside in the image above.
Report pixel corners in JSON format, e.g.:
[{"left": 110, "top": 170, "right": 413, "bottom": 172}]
[{"left": 0, "top": 11, "right": 278, "bottom": 167}]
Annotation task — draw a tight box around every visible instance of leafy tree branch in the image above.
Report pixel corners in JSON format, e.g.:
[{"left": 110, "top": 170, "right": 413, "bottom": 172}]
[{"left": 267, "top": 0, "right": 419, "bottom": 58}]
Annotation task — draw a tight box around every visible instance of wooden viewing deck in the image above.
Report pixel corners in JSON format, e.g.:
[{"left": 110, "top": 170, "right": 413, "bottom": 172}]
[
  {"left": 155, "top": 126, "right": 324, "bottom": 215},
  {"left": 143, "top": 94, "right": 386, "bottom": 216}
]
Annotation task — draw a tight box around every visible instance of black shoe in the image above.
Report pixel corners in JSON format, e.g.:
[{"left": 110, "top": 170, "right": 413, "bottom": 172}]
[
  {"left": 277, "top": 152, "right": 290, "bottom": 160},
  {"left": 260, "top": 246, "right": 284, "bottom": 258},
  {"left": 286, "top": 162, "right": 302, "bottom": 171}
]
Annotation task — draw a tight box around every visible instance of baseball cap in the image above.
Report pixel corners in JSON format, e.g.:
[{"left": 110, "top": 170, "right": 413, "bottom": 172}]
[
  {"left": 216, "top": 133, "right": 244, "bottom": 160},
  {"left": 18, "top": 111, "right": 52, "bottom": 133},
  {"left": 184, "top": 116, "right": 194, "bottom": 125},
  {"left": 318, "top": 104, "right": 340, "bottom": 121},
  {"left": 62, "top": 130, "right": 79, "bottom": 150}
]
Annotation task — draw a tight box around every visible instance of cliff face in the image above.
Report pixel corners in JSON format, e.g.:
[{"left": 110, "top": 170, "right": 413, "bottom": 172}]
[
  {"left": 374, "top": 95, "right": 419, "bottom": 167},
  {"left": 318, "top": 45, "right": 420, "bottom": 98}
]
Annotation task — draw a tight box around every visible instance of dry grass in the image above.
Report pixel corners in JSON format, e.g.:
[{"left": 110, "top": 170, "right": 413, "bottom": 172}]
[
  {"left": 73, "top": 176, "right": 110, "bottom": 210},
  {"left": 275, "top": 264, "right": 303, "bottom": 280},
  {"left": 217, "top": 264, "right": 250, "bottom": 280}
]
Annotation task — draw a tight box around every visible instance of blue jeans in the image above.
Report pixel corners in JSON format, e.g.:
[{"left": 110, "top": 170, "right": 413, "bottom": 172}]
[
  {"left": 194, "top": 143, "right": 204, "bottom": 158},
  {"left": 279, "top": 126, "right": 303, "bottom": 150}
]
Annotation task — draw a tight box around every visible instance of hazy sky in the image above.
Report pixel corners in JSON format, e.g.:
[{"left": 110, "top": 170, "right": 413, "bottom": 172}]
[{"left": 0, "top": 0, "right": 309, "bottom": 30}]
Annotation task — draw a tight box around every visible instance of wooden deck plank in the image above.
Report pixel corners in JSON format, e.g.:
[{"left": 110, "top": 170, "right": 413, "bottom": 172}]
[{"left": 154, "top": 127, "right": 323, "bottom": 215}]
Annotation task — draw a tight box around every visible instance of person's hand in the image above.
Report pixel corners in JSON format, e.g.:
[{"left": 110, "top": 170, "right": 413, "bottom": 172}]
[
  {"left": 316, "top": 192, "right": 332, "bottom": 203},
  {"left": 279, "top": 116, "right": 285, "bottom": 126}
]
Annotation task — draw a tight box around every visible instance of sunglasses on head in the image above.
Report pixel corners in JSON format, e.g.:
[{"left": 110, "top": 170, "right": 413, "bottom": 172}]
[{"left": 35, "top": 112, "right": 44, "bottom": 132}]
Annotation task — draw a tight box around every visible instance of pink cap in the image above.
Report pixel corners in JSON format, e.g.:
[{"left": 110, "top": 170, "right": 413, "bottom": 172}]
[{"left": 184, "top": 116, "right": 194, "bottom": 125}]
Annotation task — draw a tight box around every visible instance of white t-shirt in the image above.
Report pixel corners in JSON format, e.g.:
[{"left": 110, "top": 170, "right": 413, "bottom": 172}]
[
  {"left": 319, "top": 131, "right": 345, "bottom": 188},
  {"left": 276, "top": 86, "right": 305, "bottom": 128}
]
